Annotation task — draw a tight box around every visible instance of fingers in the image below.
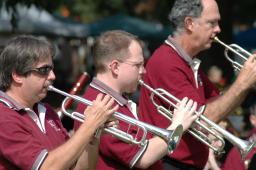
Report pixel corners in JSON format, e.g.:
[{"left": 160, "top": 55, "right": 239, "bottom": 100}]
[
  {"left": 247, "top": 54, "right": 256, "bottom": 63},
  {"left": 177, "top": 97, "right": 188, "bottom": 108},
  {"left": 189, "top": 101, "right": 198, "bottom": 115},
  {"left": 177, "top": 97, "right": 196, "bottom": 114},
  {"left": 83, "top": 93, "right": 119, "bottom": 129},
  {"left": 171, "top": 97, "right": 201, "bottom": 131},
  {"left": 105, "top": 119, "right": 119, "bottom": 128}
]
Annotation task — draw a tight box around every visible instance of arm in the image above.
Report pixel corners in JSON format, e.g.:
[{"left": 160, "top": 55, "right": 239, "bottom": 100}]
[
  {"left": 73, "top": 139, "right": 100, "bottom": 170},
  {"left": 40, "top": 94, "right": 118, "bottom": 170},
  {"left": 135, "top": 98, "right": 198, "bottom": 169},
  {"left": 204, "top": 55, "right": 256, "bottom": 122},
  {"left": 74, "top": 119, "right": 118, "bottom": 170}
]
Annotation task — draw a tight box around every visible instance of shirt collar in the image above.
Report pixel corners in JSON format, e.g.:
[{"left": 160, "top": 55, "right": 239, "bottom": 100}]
[
  {"left": 90, "top": 78, "right": 128, "bottom": 106},
  {"left": 165, "top": 36, "right": 202, "bottom": 88},
  {"left": 165, "top": 36, "right": 202, "bottom": 69},
  {"left": 0, "top": 90, "right": 25, "bottom": 110}
]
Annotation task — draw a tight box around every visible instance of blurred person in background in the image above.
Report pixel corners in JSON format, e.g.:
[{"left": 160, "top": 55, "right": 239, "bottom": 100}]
[{"left": 221, "top": 102, "right": 256, "bottom": 170}]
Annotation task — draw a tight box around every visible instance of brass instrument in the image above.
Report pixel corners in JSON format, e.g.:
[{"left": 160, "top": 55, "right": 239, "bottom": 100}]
[
  {"left": 139, "top": 80, "right": 256, "bottom": 159},
  {"left": 48, "top": 85, "right": 183, "bottom": 153},
  {"left": 214, "top": 37, "right": 252, "bottom": 72},
  {"left": 57, "top": 72, "right": 90, "bottom": 118}
]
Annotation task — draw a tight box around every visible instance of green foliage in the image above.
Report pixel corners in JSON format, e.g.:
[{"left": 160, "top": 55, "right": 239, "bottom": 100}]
[
  {"left": 62, "top": 0, "right": 128, "bottom": 22},
  {"left": 1, "top": 0, "right": 256, "bottom": 28}
]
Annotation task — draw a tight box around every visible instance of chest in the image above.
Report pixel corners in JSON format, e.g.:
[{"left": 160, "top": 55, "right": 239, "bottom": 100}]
[{"left": 21, "top": 113, "right": 68, "bottom": 150}]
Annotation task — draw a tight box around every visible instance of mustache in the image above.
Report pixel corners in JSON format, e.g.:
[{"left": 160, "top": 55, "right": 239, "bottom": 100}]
[{"left": 45, "top": 81, "right": 54, "bottom": 88}]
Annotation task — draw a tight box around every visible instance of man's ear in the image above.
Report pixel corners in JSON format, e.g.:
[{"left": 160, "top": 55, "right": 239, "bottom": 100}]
[
  {"left": 184, "top": 16, "right": 194, "bottom": 31},
  {"left": 108, "top": 60, "right": 119, "bottom": 75},
  {"left": 12, "top": 71, "right": 23, "bottom": 84}
]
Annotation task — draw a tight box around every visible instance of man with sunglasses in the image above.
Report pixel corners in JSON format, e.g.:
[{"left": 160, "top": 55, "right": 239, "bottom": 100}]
[
  {"left": 0, "top": 35, "right": 119, "bottom": 170},
  {"left": 73, "top": 30, "right": 201, "bottom": 170}
]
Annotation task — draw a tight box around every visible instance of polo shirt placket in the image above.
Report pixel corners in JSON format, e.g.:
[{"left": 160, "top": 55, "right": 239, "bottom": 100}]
[{"left": 0, "top": 91, "right": 69, "bottom": 170}]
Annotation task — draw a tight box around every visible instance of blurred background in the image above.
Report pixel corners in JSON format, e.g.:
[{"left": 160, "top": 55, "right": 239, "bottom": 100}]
[{"left": 1, "top": 0, "right": 256, "bottom": 157}]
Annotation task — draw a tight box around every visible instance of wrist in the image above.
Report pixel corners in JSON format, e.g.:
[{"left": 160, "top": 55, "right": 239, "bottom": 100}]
[{"left": 167, "top": 123, "right": 182, "bottom": 131}]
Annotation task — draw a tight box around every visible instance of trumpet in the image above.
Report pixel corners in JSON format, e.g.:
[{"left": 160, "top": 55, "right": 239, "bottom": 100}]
[
  {"left": 47, "top": 85, "right": 183, "bottom": 153},
  {"left": 214, "top": 37, "right": 252, "bottom": 72},
  {"left": 139, "top": 80, "right": 256, "bottom": 159}
]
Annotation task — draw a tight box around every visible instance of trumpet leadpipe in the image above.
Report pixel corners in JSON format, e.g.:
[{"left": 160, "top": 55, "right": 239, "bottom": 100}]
[{"left": 214, "top": 37, "right": 252, "bottom": 71}]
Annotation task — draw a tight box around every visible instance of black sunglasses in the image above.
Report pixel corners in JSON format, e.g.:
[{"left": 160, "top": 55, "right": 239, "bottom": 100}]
[{"left": 28, "top": 65, "right": 54, "bottom": 76}]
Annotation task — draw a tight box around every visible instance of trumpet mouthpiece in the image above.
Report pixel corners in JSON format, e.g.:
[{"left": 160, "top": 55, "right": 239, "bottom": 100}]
[{"left": 213, "top": 37, "right": 219, "bottom": 42}]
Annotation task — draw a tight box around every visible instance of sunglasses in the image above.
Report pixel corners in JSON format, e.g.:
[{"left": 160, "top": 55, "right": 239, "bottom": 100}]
[{"left": 28, "top": 65, "right": 54, "bottom": 76}]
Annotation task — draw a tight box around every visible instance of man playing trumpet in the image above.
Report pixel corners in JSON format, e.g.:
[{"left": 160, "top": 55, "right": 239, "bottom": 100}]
[
  {"left": 74, "top": 30, "right": 200, "bottom": 170},
  {"left": 0, "top": 35, "right": 119, "bottom": 170},
  {"left": 139, "top": 0, "right": 256, "bottom": 169}
]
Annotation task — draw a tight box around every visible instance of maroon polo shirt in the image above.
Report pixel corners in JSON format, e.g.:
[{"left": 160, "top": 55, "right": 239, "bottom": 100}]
[
  {"left": 0, "top": 91, "right": 69, "bottom": 170},
  {"left": 138, "top": 43, "right": 219, "bottom": 169},
  {"left": 74, "top": 78, "right": 163, "bottom": 170},
  {"left": 221, "top": 128, "right": 256, "bottom": 170}
]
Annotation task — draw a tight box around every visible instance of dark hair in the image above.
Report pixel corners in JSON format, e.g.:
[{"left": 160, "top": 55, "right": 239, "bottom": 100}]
[
  {"left": 93, "top": 30, "right": 141, "bottom": 73},
  {"left": 168, "top": 0, "right": 203, "bottom": 32},
  {"left": 0, "top": 35, "right": 55, "bottom": 91}
]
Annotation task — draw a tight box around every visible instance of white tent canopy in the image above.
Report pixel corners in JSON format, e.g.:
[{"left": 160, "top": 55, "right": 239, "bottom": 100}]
[{"left": 0, "top": 5, "right": 90, "bottom": 38}]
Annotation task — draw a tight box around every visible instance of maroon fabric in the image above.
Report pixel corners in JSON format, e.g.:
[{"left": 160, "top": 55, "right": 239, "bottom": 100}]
[
  {"left": 0, "top": 101, "right": 69, "bottom": 170},
  {"left": 221, "top": 128, "right": 256, "bottom": 170},
  {"left": 74, "top": 85, "right": 163, "bottom": 170},
  {"left": 138, "top": 44, "right": 219, "bottom": 169}
]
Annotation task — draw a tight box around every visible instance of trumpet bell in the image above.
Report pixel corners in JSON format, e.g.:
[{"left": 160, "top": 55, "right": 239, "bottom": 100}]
[
  {"left": 240, "top": 140, "right": 256, "bottom": 160},
  {"left": 167, "top": 125, "right": 183, "bottom": 153}
]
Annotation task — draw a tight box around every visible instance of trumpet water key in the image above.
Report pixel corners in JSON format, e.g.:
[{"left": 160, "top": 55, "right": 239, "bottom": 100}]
[
  {"left": 48, "top": 85, "right": 183, "bottom": 153},
  {"left": 139, "top": 80, "right": 256, "bottom": 159}
]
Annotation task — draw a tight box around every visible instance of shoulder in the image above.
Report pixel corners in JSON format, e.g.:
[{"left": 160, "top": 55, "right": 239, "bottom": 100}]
[
  {"left": 0, "top": 102, "right": 23, "bottom": 122},
  {"left": 83, "top": 85, "right": 100, "bottom": 100},
  {"left": 147, "top": 44, "right": 187, "bottom": 70}
]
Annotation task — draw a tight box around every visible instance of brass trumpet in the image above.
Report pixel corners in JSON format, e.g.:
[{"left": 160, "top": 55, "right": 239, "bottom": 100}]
[
  {"left": 214, "top": 37, "right": 252, "bottom": 72},
  {"left": 139, "top": 80, "right": 256, "bottom": 159},
  {"left": 48, "top": 85, "right": 183, "bottom": 153}
]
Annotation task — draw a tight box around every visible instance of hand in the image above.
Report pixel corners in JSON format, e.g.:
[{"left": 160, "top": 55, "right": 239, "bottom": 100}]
[
  {"left": 236, "top": 54, "right": 256, "bottom": 89},
  {"left": 169, "top": 97, "right": 199, "bottom": 131},
  {"left": 203, "top": 148, "right": 221, "bottom": 170},
  {"left": 104, "top": 117, "right": 119, "bottom": 128},
  {"left": 83, "top": 93, "right": 119, "bottom": 130}
]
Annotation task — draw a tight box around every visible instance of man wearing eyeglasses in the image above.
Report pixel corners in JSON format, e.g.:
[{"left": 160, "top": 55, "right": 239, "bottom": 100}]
[
  {"left": 73, "top": 30, "right": 201, "bottom": 170},
  {"left": 0, "top": 35, "right": 119, "bottom": 170},
  {"left": 139, "top": 0, "right": 256, "bottom": 169}
]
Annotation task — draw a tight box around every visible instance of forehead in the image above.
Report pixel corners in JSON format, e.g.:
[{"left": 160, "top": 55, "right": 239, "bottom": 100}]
[
  {"left": 127, "top": 40, "right": 143, "bottom": 61},
  {"left": 34, "top": 55, "right": 53, "bottom": 67},
  {"left": 201, "top": 0, "right": 220, "bottom": 20}
]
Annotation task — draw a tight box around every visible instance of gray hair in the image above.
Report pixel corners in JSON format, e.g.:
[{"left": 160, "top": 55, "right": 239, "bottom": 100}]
[
  {"left": 0, "top": 35, "right": 55, "bottom": 91},
  {"left": 169, "top": 0, "right": 203, "bottom": 33}
]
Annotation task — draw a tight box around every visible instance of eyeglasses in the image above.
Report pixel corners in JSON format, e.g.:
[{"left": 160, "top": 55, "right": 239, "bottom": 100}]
[
  {"left": 118, "top": 60, "right": 145, "bottom": 69},
  {"left": 27, "top": 65, "right": 54, "bottom": 76}
]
